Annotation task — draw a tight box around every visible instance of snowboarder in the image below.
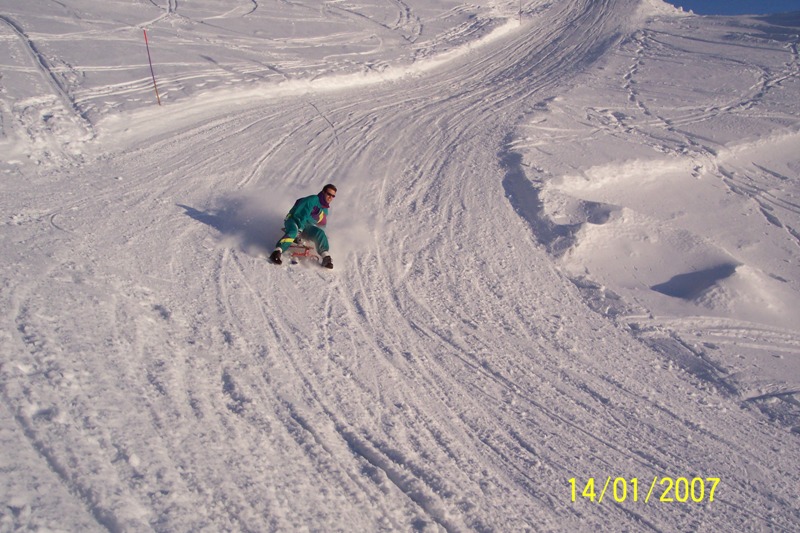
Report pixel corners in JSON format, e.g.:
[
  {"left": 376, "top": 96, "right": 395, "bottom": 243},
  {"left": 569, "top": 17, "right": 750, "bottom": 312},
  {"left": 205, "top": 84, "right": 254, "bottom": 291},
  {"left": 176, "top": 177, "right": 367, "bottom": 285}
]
[{"left": 270, "top": 184, "right": 337, "bottom": 269}]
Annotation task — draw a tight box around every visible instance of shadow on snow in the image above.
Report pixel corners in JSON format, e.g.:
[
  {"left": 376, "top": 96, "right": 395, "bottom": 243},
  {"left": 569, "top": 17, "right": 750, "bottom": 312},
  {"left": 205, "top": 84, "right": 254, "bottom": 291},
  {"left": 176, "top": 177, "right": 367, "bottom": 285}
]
[{"left": 178, "top": 195, "right": 287, "bottom": 256}]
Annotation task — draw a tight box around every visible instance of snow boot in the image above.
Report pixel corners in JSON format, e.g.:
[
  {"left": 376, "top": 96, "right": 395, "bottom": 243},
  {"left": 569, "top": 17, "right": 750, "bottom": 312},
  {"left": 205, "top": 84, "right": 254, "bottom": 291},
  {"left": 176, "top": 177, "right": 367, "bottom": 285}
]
[
  {"left": 270, "top": 249, "right": 282, "bottom": 265},
  {"left": 321, "top": 255, "right": 333, "bottom": 269}
]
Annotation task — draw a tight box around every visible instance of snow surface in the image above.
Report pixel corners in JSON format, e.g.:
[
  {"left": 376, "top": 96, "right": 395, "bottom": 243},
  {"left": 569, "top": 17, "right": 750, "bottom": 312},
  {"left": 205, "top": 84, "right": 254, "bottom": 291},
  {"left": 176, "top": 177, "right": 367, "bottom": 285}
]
[{"left": 2, "top": 0, "right": 799, "bottom": 531}]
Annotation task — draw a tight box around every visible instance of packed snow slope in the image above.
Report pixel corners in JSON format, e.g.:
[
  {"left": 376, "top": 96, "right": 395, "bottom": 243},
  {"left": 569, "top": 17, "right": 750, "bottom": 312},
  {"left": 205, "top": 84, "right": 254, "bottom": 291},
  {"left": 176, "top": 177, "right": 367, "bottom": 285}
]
[{"left": 2, "top": 0, "right": 799, "bottom": 531}]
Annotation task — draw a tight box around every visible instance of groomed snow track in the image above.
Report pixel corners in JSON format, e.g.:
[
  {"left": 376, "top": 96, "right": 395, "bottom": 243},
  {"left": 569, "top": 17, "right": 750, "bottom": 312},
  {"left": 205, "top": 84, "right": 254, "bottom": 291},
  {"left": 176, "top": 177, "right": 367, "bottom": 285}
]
[{"left": 2, "top": 1, "right": 799, "bottom": 531}]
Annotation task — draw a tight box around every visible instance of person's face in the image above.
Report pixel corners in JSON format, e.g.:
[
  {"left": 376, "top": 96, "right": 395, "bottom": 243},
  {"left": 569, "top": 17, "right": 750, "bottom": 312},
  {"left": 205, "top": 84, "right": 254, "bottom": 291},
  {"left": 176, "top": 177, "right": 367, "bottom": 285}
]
[{"left": 323, "top": 189, "right": 336, "bottom": 202}]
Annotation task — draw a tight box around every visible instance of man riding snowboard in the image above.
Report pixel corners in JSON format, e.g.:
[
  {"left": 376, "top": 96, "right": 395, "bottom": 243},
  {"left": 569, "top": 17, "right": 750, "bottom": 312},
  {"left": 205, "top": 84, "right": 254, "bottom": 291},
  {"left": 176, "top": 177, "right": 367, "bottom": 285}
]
[{"left": 270, "top": 184, "right": 337, "bottom": 269}]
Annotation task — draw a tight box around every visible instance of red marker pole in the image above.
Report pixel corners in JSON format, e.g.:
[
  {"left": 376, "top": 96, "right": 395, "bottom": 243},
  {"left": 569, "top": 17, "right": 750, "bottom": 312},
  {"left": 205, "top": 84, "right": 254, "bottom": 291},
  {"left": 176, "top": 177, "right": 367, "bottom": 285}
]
[{"left": 143, "top": 29, "right": 162, "bottom": 106}]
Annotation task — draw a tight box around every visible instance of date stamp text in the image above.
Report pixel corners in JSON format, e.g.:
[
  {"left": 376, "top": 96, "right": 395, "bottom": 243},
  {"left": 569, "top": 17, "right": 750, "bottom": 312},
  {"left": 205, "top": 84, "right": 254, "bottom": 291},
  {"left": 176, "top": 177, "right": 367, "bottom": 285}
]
[{"left": 569, "top": 477, "right": 720, "bottom": 504}]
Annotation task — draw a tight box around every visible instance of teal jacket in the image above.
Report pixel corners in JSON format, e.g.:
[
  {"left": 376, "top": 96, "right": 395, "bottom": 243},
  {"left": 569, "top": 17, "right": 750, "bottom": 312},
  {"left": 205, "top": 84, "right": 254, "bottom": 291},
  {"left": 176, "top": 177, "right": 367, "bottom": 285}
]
[{"left": 286, "top": 193, "right": 329, "bottom": 230}]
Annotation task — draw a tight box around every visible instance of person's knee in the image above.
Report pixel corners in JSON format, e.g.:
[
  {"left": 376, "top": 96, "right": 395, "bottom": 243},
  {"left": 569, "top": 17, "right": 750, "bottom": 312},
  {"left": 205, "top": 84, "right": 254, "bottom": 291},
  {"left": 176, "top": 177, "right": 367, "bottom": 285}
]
[{"left": 284, "top": 219, "right": 299, "bottom": 235}]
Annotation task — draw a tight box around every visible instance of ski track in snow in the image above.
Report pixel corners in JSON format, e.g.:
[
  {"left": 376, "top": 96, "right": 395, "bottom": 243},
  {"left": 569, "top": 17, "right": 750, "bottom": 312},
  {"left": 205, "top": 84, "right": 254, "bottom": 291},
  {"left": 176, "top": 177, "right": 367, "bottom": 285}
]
[
  {"left": 0, "top": 15, "right": 89, "bottom": 128},
  {"left": 0, "top": 14, "right": 93, "bottom": 168},
  {"left": 2, "top": 1, "right": 800, "bottom": 531}
]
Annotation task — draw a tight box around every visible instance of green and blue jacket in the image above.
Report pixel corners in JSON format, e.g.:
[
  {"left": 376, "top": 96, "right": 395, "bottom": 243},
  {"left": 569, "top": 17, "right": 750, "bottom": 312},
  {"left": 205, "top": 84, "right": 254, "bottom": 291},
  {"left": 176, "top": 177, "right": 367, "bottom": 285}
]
[{"left": 285, "top": 192, "right": 329, "bottom": 230}]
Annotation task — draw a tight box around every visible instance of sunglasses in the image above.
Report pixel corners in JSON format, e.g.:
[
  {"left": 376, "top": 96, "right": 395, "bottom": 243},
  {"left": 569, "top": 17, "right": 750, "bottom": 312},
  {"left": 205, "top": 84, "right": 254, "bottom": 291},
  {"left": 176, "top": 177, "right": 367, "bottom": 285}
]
[{"left": 324, "top": 191, "right": 336, "bottom": 198}]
